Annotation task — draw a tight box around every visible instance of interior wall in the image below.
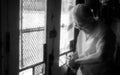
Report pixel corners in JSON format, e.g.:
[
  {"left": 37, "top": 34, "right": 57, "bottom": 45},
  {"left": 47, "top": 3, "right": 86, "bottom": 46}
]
[
  {"left": 8, "top": 0, "right": 20, "bottom": 75},
  {"left": 1, "top": 0, "right": 8, "bottom": 75},
  {"left": 1, "top": 0, "right": 20, "bottom": 75},
  {"left": 114, "top": 19, "right": 120, "bottom": 67}
]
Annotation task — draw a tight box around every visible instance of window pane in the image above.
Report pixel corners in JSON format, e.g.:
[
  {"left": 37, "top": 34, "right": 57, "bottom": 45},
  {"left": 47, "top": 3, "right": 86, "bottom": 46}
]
[
  {"left": 59, "top": 55, "right": 67, "bottom": 67},
  {"left": 19, "top": 68, "right": 33, "bottom": 75},
  {"left": 20, "top": 31, "right": 44, "bottom": 69},
  {"left": 22, "top": 0, "right": 46, "bottom": 29},
  {"left": 60, "top": 0, "right": 76, "bottom": 54},
  {"left": 20, "top": 0, "right": 46, "bottom": 70},
  {"left": 34, "top": 64, "right": 45, "bottom": 75}
]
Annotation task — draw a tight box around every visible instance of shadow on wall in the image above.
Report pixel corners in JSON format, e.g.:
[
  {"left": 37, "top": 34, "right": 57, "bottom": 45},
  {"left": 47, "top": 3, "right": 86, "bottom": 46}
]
[
  {"left": 112, "top": 18, "right": 120, "bottom": 67},
  {"left": 116, "top": 19, "right": 120, "bottom": 66}
]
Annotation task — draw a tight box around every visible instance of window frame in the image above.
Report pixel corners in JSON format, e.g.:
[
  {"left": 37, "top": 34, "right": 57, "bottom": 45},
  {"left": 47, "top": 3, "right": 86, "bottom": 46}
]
[{"left": 6, "top": 0, "right": 82, "bottom": 75}]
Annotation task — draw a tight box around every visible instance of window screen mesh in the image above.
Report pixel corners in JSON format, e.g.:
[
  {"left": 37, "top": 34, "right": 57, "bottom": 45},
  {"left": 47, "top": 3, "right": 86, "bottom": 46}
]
[
  {"left": 19, "top": 68, "right": 33, "bottom": 75},
  {"left": 22, "top": 0, "right": 46, "bottom": 29},
  {"left": 21, "top": 31, "right": 44, "bottom": 68},
  {"left": 59, "top": 55, "right": 67, "bottom": 66},
  {"left": 19, "top": 0, "right": 46, "bottom": 69},
  {"left": 34, "top": 64, "right": 45, "bottom": 75}
]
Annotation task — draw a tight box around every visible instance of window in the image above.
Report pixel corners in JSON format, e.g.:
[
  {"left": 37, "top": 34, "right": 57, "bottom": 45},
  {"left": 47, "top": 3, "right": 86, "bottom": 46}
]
[
  {"left": 19, "top": 0, "right": 46, "bottom": 75},
  {"left": 59, "top": 0, "right": 76, "bottom": 66},
  {"left": 7, "top": 0, "right": 76, "bottom": 74}
]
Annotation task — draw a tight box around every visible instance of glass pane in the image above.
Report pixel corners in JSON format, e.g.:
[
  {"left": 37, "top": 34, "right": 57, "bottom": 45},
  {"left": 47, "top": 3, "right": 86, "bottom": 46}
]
[
  {"left": 34, "top": 64, "right": 45, "bottom": 75},
  {"left": 20, "top": 31, "right": 45, "bottom": 69},
  {"left": 59, "top": 55, "right": 67, "bottom": 67},
  {"left": 22, "top": 0, "right": 46, "bottom": 29},
  {"left": 66, "top": 52, "right": 73, "bottom": 65},
  {"left": 19, "top": 68, "right": 33, "bottom": 75},
  {"left": 60, "top": 0, "right": 76, "bottom": 54}
]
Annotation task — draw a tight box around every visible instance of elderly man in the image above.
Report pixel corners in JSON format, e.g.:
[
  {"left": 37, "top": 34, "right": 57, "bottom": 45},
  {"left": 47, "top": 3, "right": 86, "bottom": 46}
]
[{"left": 69, "top": 4, "right": 116, "bottom": 75}]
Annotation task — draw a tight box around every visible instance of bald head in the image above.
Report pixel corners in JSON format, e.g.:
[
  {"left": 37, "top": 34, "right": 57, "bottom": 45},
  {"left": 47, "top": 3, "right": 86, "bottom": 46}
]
[
  {"left": 72, "top": 4, "right": 93, "bottom": 21},
  {"left": 71, "top": 4, "right": 96, "bottom": 31}
]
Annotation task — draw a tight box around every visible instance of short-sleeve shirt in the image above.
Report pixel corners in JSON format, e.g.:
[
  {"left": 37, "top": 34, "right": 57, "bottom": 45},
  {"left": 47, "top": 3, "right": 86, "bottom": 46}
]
[{"left": 76, "top": 26, "right": 104, "bottom": 59}]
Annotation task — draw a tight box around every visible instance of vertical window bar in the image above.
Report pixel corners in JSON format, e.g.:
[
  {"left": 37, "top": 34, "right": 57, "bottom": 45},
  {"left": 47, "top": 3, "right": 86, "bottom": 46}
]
[{"left": 19, "top": 0, "right": 24, "bottom": 69}]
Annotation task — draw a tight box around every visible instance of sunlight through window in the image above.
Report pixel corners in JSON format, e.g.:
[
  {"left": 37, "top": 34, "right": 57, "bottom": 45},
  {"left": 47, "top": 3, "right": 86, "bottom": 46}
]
[
  {"left": 59, "top": 0, "right": 76, "bottom": 66},
  {"left": 19, "top": 68, "right": 32, "bottom": 75},
  {"left": 19, "top": 0, "right": 46, "bottom": 75}
]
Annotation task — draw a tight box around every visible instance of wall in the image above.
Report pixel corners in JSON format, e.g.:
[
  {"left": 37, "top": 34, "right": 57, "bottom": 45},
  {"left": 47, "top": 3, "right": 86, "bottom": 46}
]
[{"left": 1, "top": 0, "right": 8, "bottom": 75}]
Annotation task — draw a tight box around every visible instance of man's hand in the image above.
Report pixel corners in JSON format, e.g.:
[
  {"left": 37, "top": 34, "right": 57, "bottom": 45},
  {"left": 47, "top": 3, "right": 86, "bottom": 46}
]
[
  {"left": 71, "top": 52, "right": 78, "bottom": 60},
  {"left": 68, "top": 55, "right": 80, "bottom": 71},
  {"left": 75, "top": 54, "right": 88, "bottom": 62},
  {"left": 67, "top": 52, "right": 78, "bottom": 67}
]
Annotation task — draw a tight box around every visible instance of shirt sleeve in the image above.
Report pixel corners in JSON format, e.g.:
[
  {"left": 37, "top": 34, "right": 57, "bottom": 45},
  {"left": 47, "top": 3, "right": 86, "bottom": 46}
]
[
  {"left": 75, "top": 29, "right": 116, "bottom": 64},
  {"left": 87, "top": 36, "right": 104, "bottom": 59}
]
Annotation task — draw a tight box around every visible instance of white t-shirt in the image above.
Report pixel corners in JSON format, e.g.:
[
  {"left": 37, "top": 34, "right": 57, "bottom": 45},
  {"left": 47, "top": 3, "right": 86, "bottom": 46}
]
[
  {"left": 76, "top": 27, "right": 104, "bottom": 60},
  {"left": 76, "top": 27, "right": 104, "bottom": 75}
]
